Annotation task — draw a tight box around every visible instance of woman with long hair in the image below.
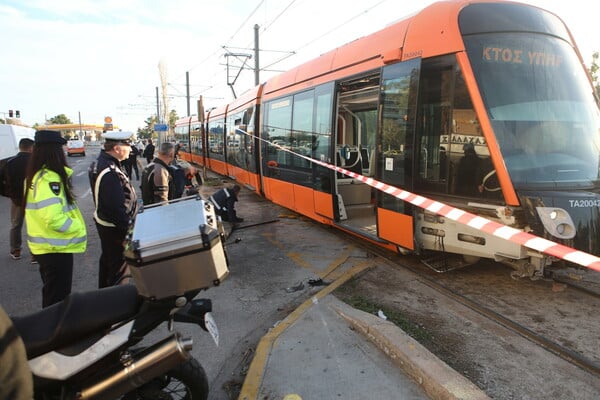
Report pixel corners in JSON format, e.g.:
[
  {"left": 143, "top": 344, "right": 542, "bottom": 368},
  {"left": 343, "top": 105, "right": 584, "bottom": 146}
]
[{"left": 24, "top": 130, "right": 87, "bottom": 308}]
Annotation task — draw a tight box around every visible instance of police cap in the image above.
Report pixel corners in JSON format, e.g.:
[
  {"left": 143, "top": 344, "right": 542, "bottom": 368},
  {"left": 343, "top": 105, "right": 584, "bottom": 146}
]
[
  {"left": 35, "top": 130, "right": 67, "bottom": 145},
  {"left": 102, "top": 131, "right": 134, "bottom": 144}
]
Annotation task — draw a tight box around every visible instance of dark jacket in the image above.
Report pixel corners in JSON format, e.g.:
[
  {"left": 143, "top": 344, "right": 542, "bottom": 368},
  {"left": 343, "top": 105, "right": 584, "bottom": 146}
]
[
  {"left": 210, "top": 187, "right": 239, "bottom": 222},
  {"left": 5, "top": 152, "right": 30, "bottom": 205},
  {"left": 142, "top": 143, "right": 155, "bottom": 161},
  {"left": 91, "top": 150, "right": 138, "bottom": 233}
]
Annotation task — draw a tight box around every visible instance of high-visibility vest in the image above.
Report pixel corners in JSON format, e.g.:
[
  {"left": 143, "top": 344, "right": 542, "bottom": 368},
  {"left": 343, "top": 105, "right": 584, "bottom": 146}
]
[{"left": 25, "top": 167, "right": 87, "bottom": 255}]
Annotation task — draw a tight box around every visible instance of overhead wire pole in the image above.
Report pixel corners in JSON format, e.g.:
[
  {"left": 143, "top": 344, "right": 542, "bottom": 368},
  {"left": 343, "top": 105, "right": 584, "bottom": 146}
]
[
  {"left": 186, "top": 71, "right": 191, "bottom": 116},
  {"left": 254, "top": 24, "right": 260, "bottom": 85},
  {"left": 155, "top": 86, "right": 160, "bottom": 124}
]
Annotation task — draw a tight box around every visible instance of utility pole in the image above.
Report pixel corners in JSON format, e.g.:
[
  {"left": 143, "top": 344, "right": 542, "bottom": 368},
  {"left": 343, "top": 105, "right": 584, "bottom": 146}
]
[
  {"left": 78, "top": 111, "right": 83, "bottom": 139},
  {"left": 254, "top": 24, "right": 260, "bottom": 86},
  {"left": 186, "top": 71, "right": 191, "bottom": 117},
  {"left": 155, "top": 86, "right": 160, "bottom": 123}
]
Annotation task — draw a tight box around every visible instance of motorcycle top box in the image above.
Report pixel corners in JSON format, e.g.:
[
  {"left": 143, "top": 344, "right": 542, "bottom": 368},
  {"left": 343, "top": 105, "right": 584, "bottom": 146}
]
[{"left": 125, "top": 197, "right": 229, "bottom": 299}]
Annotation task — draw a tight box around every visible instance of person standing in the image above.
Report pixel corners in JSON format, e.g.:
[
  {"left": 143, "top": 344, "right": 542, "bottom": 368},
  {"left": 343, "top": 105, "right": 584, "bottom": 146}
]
[
  {"left": 90, "top": 131, "right": 138, "bottom": 288},
  {"left": 123, "top": 142, "right": 140, "bottom": 180},
  {"left": 24, "top": 130, "right": 87, "bottom": 307},
  {"left": 142, "top": 138, "right": 155, "bottom": 164},
  {"left": 140, "top": 142, "right": 175, "bottom": 205},
  {"left": 6, "top": 138, "right": 34, "bottom": 261},
  {"left": 210, "top": 184, "right": 244, "bottom": 223}
]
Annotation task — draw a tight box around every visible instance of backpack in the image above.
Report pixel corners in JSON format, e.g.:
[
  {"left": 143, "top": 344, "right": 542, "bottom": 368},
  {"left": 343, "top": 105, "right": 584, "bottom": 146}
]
[
  {"left": 140, "top": 163, "right": 156, "bottom": 205},
  {"left": 0, "top": 157, "right": 13, "bottom": 197}
]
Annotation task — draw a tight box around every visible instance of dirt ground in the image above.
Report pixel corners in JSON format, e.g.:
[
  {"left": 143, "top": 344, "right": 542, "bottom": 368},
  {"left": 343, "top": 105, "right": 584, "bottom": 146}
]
[{"left": 333, "top": 256, "right": 600, "bottom": 400}]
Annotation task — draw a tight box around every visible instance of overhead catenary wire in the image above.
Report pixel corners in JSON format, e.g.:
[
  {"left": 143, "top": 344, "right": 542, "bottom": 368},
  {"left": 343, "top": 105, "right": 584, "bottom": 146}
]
[{"left": 127, "top": 1, "right": 392, "bottom": 123}]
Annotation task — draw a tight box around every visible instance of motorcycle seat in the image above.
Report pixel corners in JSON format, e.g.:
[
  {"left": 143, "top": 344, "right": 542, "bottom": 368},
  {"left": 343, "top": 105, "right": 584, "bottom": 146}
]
[{"left": 11, "top": 285, "right": 141, "bottom": 359}]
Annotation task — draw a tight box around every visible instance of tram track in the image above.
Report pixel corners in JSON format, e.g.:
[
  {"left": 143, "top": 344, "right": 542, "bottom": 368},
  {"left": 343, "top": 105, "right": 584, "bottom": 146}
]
[
  {"left": 393, "top": 259, "right": 600, "bottom": 378},
  {"left": 329, "top": 230, "right": 600, "bottom": 398}
]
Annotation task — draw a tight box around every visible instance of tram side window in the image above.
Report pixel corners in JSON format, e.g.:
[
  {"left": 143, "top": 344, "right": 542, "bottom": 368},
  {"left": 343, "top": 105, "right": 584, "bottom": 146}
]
[
  {"left": 450, "top": 70, "right": 500, "bottom": 198},
  {"left": 313, "top": 87, "right": 333, "bottom": 193},
  {"left": 244, "top": 106, "right": 257, "bottom": 173},
  {"left": 208, "top": 119, "right": 225, "bottom": 157},
  {"left": 412, "top": 55, "right": 499, "bottom": 199},
  {"left": 227, "top": 112, "right": 246, "bottom": 169},
  {"left": 190, "top": 122, "right": 202, "bottom": 156},
  {"left": 291, "top": 91, "right": 314, "bottom": 170},
  {"left": 264, "top": 97, "right": 292, "bottom": 169}
]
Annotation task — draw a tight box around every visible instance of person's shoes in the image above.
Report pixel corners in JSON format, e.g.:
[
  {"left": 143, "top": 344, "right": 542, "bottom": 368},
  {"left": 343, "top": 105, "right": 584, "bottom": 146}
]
[
  {"left": 233, "top": 217, "right": 244, "bottom": 223},
  {"left": 10, "top": 249, "right": 21, "bottom": 260},
  {"left": 30, "top": 256, "right": 38, "bottom": 264}
]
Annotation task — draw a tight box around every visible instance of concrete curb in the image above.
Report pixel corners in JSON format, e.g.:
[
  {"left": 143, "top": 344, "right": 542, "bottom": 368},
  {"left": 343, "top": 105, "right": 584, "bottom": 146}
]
[{"left": 330, "top": 297, "right": 491, "bottom": 400}]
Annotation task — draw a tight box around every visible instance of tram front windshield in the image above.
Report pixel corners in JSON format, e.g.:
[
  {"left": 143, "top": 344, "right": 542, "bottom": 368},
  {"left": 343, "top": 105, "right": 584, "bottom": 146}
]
[{"left": 464, "top": 33, "right": 600, "bottom": 189}]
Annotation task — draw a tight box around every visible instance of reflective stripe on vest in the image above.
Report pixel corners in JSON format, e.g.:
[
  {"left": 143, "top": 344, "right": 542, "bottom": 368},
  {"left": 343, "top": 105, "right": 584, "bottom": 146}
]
[
  {"left": 93, "top": 166, "right": 119, "bottom": 227},
  {"left": 27, "top": 235, "right": 87, "bottom": 246}
]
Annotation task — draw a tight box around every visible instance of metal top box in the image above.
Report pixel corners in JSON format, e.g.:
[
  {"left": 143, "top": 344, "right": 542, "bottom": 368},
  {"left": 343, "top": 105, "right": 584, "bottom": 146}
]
[{"left": 125, "top": 197, "right": 229, "bottom": 299}]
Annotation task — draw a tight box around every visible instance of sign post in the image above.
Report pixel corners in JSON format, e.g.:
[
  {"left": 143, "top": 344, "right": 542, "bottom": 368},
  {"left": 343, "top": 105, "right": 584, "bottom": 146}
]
[
  {"left": 154, "top": 123, "right": 168, "bottom": 146},
  {"left": 103, "top": 116, "right": 113, "bottom": 131}
]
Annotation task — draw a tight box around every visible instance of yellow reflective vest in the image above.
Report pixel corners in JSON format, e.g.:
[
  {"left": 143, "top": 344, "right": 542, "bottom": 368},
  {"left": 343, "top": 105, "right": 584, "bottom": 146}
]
[{"left": 25, "top": 167, "right": 87, "bottom": 255}]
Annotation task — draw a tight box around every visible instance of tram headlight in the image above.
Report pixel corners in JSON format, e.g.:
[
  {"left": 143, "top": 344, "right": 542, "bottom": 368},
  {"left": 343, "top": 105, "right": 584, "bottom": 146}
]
[{"left": 535, "top": 207, "right": 576, "bottom": 239}]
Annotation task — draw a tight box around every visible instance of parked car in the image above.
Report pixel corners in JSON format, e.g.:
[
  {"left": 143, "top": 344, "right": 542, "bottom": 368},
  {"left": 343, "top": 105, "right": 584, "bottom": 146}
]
[{"left": 66, "top": 139, "right": 85, "bottom": 156}]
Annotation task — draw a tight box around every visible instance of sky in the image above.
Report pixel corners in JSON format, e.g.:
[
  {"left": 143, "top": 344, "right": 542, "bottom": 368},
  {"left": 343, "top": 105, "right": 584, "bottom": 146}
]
[{"left": 0, "top": 0, "right": 597, "bottom": 132}]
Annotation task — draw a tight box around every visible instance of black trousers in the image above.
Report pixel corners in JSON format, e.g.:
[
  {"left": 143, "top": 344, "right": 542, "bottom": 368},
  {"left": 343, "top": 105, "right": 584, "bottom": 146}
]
[
  {"left": 36, "top": 253, "right": 73, "bottom": 308},
  {"left": 96, "top": 223, "right": 127, "bottom": 288}
]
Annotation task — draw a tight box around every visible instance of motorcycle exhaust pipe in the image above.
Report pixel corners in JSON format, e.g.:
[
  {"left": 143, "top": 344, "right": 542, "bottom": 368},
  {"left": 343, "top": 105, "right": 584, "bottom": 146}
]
[{"left": 78, "top": 333, "right": 193, "bottom": 400}]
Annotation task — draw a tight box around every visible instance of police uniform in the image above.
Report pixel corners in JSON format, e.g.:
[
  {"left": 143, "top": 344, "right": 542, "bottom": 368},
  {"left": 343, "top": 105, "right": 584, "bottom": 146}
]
[
  {"left": 91, "top": 131, "right": 138, "bottom": 288},
  {"left": 25, "top": 130, "right": 87, "bottom": 307},
  {"left": 210, "top": 186, "right": 243, "bottom": 223}
]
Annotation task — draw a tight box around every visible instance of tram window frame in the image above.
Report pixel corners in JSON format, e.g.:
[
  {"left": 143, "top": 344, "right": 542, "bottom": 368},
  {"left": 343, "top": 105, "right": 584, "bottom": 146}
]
[{"left": 262, "top": 83, "right": 334, "bottom": 190}]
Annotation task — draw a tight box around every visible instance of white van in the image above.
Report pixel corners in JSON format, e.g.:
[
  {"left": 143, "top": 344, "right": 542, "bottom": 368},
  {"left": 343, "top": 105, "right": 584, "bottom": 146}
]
[{"left": 0, "top": 124, "right": 35, "bottom": 160}]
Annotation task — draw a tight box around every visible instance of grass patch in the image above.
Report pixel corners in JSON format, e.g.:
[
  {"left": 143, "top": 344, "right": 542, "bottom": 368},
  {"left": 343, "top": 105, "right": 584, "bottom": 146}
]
[{"left": 335, "top": 283, "right": 432, "bottom": 343}]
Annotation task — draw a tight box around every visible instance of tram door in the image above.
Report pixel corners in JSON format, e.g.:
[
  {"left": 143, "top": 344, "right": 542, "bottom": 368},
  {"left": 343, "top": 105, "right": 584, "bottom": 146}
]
[{"left": 376, "top": 58, "right": 421, "bottom": 250}]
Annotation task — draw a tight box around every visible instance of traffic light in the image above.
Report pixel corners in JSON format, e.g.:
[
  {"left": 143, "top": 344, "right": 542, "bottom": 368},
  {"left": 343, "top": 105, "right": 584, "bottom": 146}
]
[
  {"left": 15, "top": 110, "right": 20, "bottom": 118},
  {"left": 8, "top": 110, "right": 13, "bottom": 118}
]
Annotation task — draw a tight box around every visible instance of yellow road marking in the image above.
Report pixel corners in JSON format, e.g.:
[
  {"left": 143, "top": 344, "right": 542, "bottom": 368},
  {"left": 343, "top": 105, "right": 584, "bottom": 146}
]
[{"left": 238, "top": 263, "right": 372, "bottom": 400}]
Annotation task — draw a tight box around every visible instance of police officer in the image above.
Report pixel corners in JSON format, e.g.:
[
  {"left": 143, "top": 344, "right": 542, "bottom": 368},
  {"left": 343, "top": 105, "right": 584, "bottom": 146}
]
[
  {"left": 24, "top": 130, "right": 87, "bottom": 307},
  {"left": 90, "top": 131, "right": 138, "bottom": 288},
  {"left": 210, "top": 184, "right": 244, "bottom": 223}
]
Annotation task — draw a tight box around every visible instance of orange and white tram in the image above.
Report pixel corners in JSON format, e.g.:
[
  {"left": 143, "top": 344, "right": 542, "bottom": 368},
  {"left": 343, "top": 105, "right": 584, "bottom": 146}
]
[{"left": 174, "top": 0, "right": 600, "bottom": 276}]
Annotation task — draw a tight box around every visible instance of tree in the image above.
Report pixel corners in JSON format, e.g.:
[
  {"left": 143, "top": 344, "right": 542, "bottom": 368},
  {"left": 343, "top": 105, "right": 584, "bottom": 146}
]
[
  {"left": 48, "top": 114, "right": 72, "bottom": 124},
  {"left": 137, "top": 115, "right": 157, "bottom": 139},
  {"left": 168, "top": 109, "right": 179, "bottom": 130}
]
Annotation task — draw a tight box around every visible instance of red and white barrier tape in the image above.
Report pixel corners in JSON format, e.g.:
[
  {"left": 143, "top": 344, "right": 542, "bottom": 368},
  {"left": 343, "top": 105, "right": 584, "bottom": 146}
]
[{"left": 250, "top": 133, "right": 600, "bottom": 272}]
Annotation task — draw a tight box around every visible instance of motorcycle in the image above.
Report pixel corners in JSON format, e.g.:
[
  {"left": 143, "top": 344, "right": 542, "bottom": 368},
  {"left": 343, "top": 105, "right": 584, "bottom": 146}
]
[
  {"left": 12, "top": 196, "right": 229, "bottom": 399},
  {"left": 12, "top": 285, "right": 220, "bottom": 399}
]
